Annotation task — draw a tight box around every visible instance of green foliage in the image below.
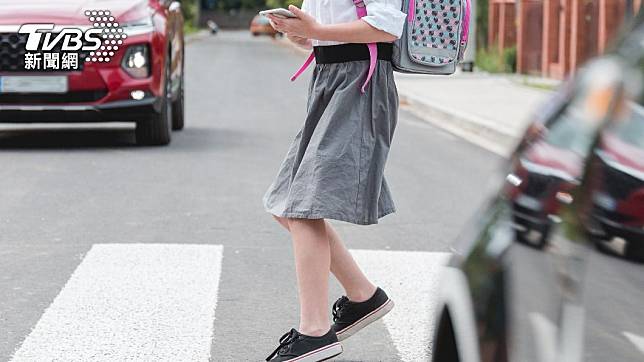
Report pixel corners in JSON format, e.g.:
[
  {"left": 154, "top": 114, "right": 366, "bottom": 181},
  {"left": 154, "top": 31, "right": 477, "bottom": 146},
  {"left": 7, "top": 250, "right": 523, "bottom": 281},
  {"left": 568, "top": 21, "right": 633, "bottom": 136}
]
[
  {"left": 182, "top": 0, "right": 198, "bottom": 28},
  {"left": 502, "top": 46, "right": 517, "bottom": 72},
  {"left": 265, "top": 0, "right": 303, "bottom": 8},
  {"left": 197, "top": 0, "right": 302, "bottom": 12},
  {"left": 243, "top": 0, "right": 268, "bottom": 9},
  {"left": 476, "top": 46, "right": 517, "bottom": 73},
  {"left": 216, "top": 0, "right": 266, "bottom": 10},
  {"left": 477, "top": 0, "right": 488, "bottom": 49}
]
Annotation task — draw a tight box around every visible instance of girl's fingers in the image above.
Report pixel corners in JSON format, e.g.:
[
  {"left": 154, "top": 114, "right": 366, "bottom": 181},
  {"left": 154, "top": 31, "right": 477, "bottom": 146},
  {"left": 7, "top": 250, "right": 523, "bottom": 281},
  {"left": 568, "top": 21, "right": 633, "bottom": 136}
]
[
  {"left": 288, "top": 5, "right": 307, "bottom": 19},
  {"left": 269, "top": 18, "right": 285, "bottom": 31},
  {"left": 267, "top": 15, "right": 283, "bottom": 25}
]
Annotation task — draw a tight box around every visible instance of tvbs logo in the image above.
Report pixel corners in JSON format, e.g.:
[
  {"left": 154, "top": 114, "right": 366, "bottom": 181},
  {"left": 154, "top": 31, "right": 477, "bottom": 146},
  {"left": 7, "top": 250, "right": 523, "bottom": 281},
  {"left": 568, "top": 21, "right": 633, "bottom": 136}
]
[
  {"left": 18, "top": 10, "right": 125, "bottom": 71},
  {"left": 19, "top": 24, "right": 102, "bottom": 52}
]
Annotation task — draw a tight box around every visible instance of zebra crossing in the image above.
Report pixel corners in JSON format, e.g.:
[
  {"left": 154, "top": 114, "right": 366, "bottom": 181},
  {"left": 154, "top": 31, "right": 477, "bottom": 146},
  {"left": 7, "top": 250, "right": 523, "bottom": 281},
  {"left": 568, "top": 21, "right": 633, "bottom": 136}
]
[
  {"left": 8, "top": 244, "right": 450, "bottom": 362},
  {"left": 10, "top": 244, "right": 224, "bottom": 362}
]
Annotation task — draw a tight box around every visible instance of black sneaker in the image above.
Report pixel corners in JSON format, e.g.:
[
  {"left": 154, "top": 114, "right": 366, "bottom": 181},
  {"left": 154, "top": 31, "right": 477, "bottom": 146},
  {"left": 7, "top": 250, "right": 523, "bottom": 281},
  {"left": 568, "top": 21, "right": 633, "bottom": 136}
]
[
  {"left": 266, "top": 328, "right": 343, "bottom": 362},
  {"left": 331, "top": 287, "right": 394, "bottom": 341}
]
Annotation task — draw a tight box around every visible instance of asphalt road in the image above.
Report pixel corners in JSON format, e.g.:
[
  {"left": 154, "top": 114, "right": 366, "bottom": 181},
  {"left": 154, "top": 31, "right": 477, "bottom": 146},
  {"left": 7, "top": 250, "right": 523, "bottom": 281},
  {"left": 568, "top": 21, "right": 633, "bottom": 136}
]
[{"left": 0, "top": 31, "right": 503, "bottom": 361}]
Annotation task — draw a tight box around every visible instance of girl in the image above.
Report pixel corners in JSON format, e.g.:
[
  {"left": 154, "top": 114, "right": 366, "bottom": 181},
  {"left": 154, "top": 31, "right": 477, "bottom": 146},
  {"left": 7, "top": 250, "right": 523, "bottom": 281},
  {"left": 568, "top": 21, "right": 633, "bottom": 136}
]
[{"left": 264, "top": 1, "right": 406, "bottom": 360}]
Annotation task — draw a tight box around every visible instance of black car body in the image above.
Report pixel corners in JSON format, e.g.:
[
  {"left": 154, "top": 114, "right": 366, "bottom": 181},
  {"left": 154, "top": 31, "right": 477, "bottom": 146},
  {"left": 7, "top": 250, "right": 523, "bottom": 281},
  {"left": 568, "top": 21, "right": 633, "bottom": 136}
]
[{"left": 431, "top": 13, "right": 644, "bottom": 362}]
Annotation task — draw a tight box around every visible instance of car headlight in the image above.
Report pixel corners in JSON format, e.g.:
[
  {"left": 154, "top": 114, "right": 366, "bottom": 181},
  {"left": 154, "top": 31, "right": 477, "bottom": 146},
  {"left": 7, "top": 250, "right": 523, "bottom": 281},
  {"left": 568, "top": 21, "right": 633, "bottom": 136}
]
[
  {"left": 120, "top": 16, "right": 154, "bottom": 36},
  {"left": 121, "top": 44, "right": 150, "bottom": 78}
]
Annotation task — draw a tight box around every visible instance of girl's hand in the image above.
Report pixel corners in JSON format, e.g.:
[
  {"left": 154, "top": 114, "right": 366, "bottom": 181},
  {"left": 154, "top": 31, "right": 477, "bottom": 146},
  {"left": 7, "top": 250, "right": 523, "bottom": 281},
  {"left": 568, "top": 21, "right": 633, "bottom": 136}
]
[
  {"left": 268, "top": 5, "right": 321, "bottom": 39},
  {"left": 287, "top": 34, "right": 313, "bottom": 49}
]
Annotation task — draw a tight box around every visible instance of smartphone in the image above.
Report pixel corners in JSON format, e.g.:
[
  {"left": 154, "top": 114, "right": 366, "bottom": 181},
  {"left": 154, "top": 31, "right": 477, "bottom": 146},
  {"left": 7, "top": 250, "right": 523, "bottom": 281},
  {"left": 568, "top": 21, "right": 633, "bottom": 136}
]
[{"left": 259, "top": 8, "right": 297, "bottom": 19}]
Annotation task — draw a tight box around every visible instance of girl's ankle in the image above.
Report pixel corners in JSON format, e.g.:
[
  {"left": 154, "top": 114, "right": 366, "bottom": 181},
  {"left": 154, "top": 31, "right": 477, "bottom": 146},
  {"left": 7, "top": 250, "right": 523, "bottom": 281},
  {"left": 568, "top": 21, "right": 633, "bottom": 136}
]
[
  {"left": 347, "top": 285, "right": 377, "bottom": 303},
  {"left": 298, "top": 326, "right": 330, "bottom": 337}
]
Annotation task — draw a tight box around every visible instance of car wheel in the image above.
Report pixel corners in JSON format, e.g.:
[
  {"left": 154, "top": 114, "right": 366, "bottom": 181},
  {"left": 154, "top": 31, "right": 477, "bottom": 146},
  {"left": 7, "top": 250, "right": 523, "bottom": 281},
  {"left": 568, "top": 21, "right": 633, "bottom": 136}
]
[
  {"left": 432, "top": 308, "right": 460, "bottom": 362},
  {"left": 625, "top": 242, "right": 644, "bottom": 262},
  {"left": 252, "top": 32, "right": 259, "bottom": 37},
  {"left": 461, "top": 62, "right": 474, "bottom": 72},
  {"left": 136, "top": 57, "right": 172, "bottom": 146},
  {"left": 172, "top": 51, "right": 185, "bottom": 131}
]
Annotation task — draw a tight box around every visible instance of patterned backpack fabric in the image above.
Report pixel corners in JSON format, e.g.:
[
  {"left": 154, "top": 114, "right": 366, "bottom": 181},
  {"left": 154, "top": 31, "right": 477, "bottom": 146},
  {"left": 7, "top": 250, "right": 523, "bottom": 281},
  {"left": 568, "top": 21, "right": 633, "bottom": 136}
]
[
  {"left": 394, "top": 0, "right": 471, "bottom": 75},
  {"left": 291, "top": 0, "right": 471, "bottom": 92}
]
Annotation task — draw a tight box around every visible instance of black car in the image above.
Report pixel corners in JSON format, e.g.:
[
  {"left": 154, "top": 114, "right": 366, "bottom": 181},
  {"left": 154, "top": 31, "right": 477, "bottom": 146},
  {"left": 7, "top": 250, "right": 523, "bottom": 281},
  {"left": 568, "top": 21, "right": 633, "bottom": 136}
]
[{"left": 431, "top": 12, "right": 644, "bottom": 362}]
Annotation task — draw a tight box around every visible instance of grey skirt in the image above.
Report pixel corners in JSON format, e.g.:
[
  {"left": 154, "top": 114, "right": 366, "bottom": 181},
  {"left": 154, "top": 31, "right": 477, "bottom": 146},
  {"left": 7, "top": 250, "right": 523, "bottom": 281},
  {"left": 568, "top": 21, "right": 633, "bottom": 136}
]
[{"left": 263, "top": 59, "right": 398, "bottom": 225}]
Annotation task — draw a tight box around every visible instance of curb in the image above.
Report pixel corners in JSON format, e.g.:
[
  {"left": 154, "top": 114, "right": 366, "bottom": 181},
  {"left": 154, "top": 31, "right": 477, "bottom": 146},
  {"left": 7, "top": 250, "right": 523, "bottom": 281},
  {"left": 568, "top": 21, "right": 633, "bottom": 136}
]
[
  {"left": 398, "top": 91, "right": 517, "bottom": 157},
  {"left": 185, "top": 30, "right": 211, "bottom": 44}
]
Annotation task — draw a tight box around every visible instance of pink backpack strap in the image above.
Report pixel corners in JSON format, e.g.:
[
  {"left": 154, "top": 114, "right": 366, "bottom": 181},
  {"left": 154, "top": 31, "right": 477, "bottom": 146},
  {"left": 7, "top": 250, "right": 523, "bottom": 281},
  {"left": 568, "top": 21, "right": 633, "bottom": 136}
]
[
  {"left": 408, "top": 0, "right": 415, "bottom": 23},
  {"left": 461, "top": 0, "right": 470, "bottom": 45},
  {"left": 291, "top": 51, "right": 315, "bottom": 81},
  {"left": 291, "top": 0, "right": 378, "bottom": 94},
  {"left": 354, "top": 0, "right": 377, "bottom": 93}
]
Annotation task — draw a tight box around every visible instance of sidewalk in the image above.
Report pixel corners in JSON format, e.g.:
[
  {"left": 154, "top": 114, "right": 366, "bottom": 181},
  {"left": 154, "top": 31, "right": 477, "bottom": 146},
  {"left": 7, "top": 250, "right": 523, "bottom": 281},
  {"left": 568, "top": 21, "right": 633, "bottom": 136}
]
[{"left": 396, "top": 72, "right": 554, "bottom": 156}]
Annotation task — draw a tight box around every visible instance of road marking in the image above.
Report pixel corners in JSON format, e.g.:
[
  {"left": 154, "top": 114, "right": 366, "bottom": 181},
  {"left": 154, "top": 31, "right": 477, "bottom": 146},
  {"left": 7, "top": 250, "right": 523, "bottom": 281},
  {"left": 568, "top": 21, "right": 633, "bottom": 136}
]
[
  {"left": 11, "top": 243, "right": 224, "bottom": 362},
  {"left": 529, "top": 312, "right": 557, "bottom": 362},
  {"left": 350, "top": 249, "right": 451, "bottom": 362},
  {"left": 624, "top": 331, "right": 644, "bottom": 355}
]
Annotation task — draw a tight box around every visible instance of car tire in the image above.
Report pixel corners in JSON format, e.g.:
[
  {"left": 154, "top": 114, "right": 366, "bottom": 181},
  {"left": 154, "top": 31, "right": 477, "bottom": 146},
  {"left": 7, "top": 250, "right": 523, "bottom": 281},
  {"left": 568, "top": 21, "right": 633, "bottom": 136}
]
[
  {"left": 461, "top": 62, "right": 474, "bottom": 72},
  {"left": 136, "top": 57, "right": 172, "bottom": 146},
  {"left": 625, "top": 243, "right": 644, "bottom": 262},
  {"left": 172, "top": 51, "right": 185, "bottom": 131},
  {"left": 252, "top": 32, "right": 259, "bottom": 37},
  {"left": 432, "top": 308, "right": 460, "bottom": 362}
]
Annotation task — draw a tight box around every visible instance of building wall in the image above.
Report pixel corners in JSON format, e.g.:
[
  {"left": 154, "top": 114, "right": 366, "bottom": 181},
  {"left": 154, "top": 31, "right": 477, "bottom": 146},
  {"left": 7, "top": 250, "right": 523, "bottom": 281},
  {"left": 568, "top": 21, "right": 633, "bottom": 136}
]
[
  {"left": 490, "top": 0, "right": 641, "bottom": 79},
  {"left": 489, "top": 0, "right": 517, "bottom": 52}
]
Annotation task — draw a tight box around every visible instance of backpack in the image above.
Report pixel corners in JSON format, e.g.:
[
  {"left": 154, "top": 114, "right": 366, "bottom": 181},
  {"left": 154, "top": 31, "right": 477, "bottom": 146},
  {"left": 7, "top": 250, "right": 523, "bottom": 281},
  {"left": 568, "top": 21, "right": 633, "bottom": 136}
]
[
  {"left": 292, "top": 0, "right": 471, "bottom": 93},
  {"left": 394, "top": 0, "right": 471, "bottom": 75}
]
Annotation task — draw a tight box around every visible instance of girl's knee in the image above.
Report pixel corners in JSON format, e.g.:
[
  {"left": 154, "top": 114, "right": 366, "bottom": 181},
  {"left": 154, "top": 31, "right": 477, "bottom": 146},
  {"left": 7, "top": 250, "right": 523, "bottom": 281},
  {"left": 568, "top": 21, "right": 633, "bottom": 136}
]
[
  {"left": 286, "top": 218, "right": 325, "bottom": 230},
  {"left": 272, "top": 215, "right": 291, "bottom": 231}
]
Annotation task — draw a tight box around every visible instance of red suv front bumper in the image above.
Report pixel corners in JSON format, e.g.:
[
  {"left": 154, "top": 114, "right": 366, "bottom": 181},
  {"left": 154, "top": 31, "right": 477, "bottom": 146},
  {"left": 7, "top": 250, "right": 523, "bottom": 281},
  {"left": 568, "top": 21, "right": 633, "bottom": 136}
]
[{"left": 0, "top": 32, "right": 164, "bottom": 123}]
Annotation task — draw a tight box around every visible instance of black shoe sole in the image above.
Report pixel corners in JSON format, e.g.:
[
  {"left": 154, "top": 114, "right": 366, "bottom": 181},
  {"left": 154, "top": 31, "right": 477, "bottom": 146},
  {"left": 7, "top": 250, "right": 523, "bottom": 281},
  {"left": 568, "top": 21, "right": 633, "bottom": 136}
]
[{"left": 282, "top": 342, "right": 343, "bottom": 362}]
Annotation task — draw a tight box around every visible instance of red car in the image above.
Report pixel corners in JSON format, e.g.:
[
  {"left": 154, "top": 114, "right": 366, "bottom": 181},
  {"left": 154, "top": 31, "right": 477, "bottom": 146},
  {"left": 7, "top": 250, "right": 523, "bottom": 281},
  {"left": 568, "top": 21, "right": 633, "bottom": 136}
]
[
  {"left": 0, "top": 0, "right": 185, "bottom": 145},
  {"left": 591, "top": 103, "right": 644, "bottom": 259},
  {"left": 506, "top": 109, "right": 591, "bottom": 248}
]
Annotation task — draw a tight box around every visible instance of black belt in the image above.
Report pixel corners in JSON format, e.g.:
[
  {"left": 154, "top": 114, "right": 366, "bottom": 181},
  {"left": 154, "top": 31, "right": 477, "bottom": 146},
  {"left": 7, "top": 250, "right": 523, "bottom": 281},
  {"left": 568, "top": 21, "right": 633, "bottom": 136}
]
[{"left": 313, "top": 43, "right": 393, "bottom": 64}]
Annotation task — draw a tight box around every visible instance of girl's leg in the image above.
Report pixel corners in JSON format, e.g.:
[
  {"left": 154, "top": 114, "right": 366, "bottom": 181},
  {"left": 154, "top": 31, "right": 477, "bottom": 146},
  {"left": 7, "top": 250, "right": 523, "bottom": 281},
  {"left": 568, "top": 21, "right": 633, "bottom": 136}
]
[
  {"left": 287, "top": 218, "right": 332, "bottom": 337},
  {"left": 325, "top": 221, "right": 377, "bottom": 302},
  {"left": 273, "top": 215, "right": 376, "bottom": 303},
  {"left": 272, "top": 215, "right": 290, "bottom": 231}
]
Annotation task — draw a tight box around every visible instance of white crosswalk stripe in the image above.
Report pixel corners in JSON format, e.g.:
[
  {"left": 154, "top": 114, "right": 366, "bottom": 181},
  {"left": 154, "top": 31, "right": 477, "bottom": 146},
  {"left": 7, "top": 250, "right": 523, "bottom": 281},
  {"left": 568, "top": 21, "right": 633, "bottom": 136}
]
[
  {"left": 10, "top": 244, "right": 448, "bottom": 361},
  {"left": 10, "top": 243, "right": 224, "bottom": 362},
  {"left": 351, "top": 250, "right": 451, "bottom": 362},
  {"left": 623, "top": 331, "right": 644, "bottom": 356}
]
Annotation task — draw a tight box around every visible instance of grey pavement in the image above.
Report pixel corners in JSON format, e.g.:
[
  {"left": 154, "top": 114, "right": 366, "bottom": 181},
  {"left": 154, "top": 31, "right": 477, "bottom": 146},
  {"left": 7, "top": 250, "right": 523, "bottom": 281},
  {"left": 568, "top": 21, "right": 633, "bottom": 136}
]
[
  {"left": 0, "top": 31, "right": 501, "bottom": 361},
  {"left": 395, "top": 72, "right": 552, "bottom": 156},
  {"left": 0, "top": 31, "right": 642, "bottom": 362}
]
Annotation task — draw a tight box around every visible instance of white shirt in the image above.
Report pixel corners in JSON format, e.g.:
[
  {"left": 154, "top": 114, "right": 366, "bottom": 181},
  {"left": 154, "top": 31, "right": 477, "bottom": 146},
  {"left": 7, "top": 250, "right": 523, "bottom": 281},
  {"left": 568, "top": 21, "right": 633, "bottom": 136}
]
[{"left": 301, "top": 0, "right": 406, "bottom": 46}]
